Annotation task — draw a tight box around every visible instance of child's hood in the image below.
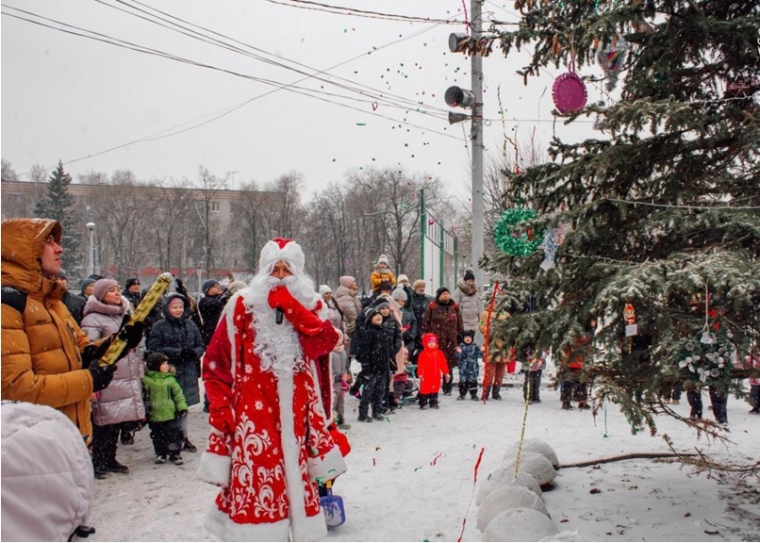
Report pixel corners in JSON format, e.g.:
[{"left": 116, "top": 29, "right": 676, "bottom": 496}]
[
  {"left": 422, "top": 333, "right": 439, "bottom": 350},
  {"left": 162, "top": 292, "right": 189, "bottom": 319}
]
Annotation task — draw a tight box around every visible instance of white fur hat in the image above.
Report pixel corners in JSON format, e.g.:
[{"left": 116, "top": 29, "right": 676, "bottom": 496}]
[
  {"left": 319, "top": 284, "right": 332, "bottom": 296},
  {"left": 377, "top": 254, "right": 390, "bottom": 266},
  {"left": 259, "top": 238, "right": 305, "bottom": 274}
]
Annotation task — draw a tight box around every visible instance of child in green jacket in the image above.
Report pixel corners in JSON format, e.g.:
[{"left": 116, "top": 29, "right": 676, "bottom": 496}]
[{"left": 142, "top": 353, "right": 188, "bottom": 465}]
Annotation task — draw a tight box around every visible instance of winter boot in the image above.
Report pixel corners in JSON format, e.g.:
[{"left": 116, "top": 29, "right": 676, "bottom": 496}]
[
  {"left": 491, "top": 386, "right": 503, "bottom": 400},
  {"left": 578, "top": 401, "right": 591, "bottom": 410},
  {"left": 561, "top": 401, "right": 574, "bottom": 410}
]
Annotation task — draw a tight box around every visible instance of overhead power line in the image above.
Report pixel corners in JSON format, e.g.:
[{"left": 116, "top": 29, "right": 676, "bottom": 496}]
[
  {"left": 100, "top": 0, "right": 453, "bottom": 116},
  {"left": 263, "top": 0, "right": 468, "bottom": 24},
  {"left": 2, "top": 3, "right": 465, "bottom": 174}
]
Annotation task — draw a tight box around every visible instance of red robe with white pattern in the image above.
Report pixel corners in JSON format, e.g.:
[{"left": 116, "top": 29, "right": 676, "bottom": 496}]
[{"left": 197, "top": 295, "right": 344, "bottom": 542}]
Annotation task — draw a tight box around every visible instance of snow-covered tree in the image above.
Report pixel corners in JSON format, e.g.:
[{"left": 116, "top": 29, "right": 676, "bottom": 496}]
[
  {"left": 484, "top": 0, "right": 760, "bottom": 432},
  {"left": 34, "top": 161, "right": 85, "bottom": 276}
]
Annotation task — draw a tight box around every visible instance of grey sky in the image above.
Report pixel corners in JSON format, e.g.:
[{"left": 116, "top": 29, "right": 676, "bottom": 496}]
[{"left": 2, "top": 0, "right": 598, "bottom": 199}]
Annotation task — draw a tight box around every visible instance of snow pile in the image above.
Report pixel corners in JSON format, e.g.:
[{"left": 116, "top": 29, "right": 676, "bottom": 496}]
[
  {"left": 477, "top": 484, "right": 549, "bottom": 531},
  {"left": 476, "top": 468, "right": 542, "bottom": 505},
  {"left": 482, "top": 507, "right": 559, "bottom": 542},
  {"left": 505, "top": 438, "right": 559, "bottom": 468},
  {"left": 477, "top": 438, "right": 585, "bottom": 541},
  {"left": 501, "top": 451, "right": 557, "bottom": 488}
]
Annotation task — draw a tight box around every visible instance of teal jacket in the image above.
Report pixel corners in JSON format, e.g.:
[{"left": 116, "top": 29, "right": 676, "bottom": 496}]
[{"left": 142, "top": 371, "right": 188, "bottom": 423}]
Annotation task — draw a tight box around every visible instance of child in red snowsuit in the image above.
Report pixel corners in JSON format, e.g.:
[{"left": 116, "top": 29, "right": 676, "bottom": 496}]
[{"left": 417, "top": 333, "right": 450, "bottom": 409}]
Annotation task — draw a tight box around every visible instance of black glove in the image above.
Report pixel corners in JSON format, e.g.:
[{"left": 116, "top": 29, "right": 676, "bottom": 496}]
[
  {"left": 117, "top": 317, "right": 145, "bottom": 351},
  {"left": 178, "top": 409, "right": 188, "bottom": 418},
  {"left": 89, "top": 363, "right": 116, "bottom": 392},
  {"left": 81, "top": 337, "right": 112, "bottom": 369}
]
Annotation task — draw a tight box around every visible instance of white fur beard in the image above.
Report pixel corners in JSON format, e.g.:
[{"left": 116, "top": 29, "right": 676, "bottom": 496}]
[{"left": 243, "top": 273, "right": 315, "bottom": 374}]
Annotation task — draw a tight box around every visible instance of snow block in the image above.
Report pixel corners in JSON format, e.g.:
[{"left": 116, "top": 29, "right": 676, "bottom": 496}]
[
  {"left": 477, "top": 485, "right": 549, "bottom": 532},
  {"left": 476, "top": 468, "right": 542, "bottom": 506},
  {"left": 482, "top": 508, "right": 559, "bottom": 542},
  {"left": 501, "top": 451, "right": 556, "bottom": 487},
  {"left": 504, "top": 438, "right": 559, "bottom": 468}
]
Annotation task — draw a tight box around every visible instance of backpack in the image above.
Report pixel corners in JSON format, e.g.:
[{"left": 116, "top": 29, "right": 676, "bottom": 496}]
[{"left": 1, "top": 286, "right": 27, "bottom": 315}]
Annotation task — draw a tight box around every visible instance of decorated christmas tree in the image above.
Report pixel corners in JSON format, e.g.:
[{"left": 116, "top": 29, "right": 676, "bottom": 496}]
[{"left": 484, "top": 0, "right": 759, "bottom": 432}]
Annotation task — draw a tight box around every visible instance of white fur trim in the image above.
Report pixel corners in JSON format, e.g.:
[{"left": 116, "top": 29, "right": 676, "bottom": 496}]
[
  {"left": 276, "top": 369, "right": 310, "bottom": 540},
  {"left": 292, "top": 509, "right": 328, "bottom": 542},
  {"left": 204, "top": 506, "right": 328, "bottom": 542},
  {"left": 308, "top": 445, "right": 347, "bottom": 482},
  {"left": 204, "top": 507, "right": 290, "bottom": 542},
  {"left": 196, "top": 451, "right": 231, "bottom": 487},
  {"left": 308, "top": 358, "right": 333, "bottom": 425},
  {"left": 259, "top": 239, "right": 305, "bottom": 274}
]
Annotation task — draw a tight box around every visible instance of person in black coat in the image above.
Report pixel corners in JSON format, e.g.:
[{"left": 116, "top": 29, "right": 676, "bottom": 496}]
[
  {"left": 146, "top": 293, "right": 205, "bottom": 452},
  {"left": 122, "top": 278, "right": 142, "bottom": 310},
  {"left": 409, "top": 279, "right": 433, "bottom": 363},
  {"left": 55, "top": 270, "right": 86, "bottom": 325},
  {"left": 198, "top": 279, "right": 230, "bottom": 346},
  {"left": 352, "top": 306, "right": 397, "bottom": 422}
]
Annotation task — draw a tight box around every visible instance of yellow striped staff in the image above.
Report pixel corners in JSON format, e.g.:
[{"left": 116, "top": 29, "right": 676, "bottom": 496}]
[{"left": 98, "top": 272, "right": 173, "bottom": 367}]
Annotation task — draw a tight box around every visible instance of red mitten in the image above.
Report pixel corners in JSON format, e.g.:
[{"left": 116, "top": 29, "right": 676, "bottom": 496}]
[
  {"left": 209, "top": 405, "right": 235, "bottom": 435},
  {"left": 268, "top": 285, "right": 324, "bottom": 336}
]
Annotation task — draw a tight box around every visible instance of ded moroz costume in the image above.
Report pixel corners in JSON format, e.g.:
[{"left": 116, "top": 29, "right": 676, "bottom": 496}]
[{"left": 197, "top": 238, "right": 346, "bottom": 542}]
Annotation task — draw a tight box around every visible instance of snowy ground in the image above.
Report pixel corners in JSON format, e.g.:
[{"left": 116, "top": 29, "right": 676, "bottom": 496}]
[{"left": 89, "top": 373, "right": 760, "bottom": 542}]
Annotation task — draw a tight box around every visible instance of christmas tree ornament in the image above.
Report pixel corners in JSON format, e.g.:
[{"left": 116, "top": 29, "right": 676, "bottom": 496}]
[
  {"left": 552, "top": 62, "right": 587, "bottom": 114},
  {"left": 494, "top": 208, "right": 542, "bottom": 256},
  {"left": 624, "top": 302, "right": 637, "bottom": 337},
  {"left": 676, "top": 334, "right": 733, "bottom": 385},
  {"left": 597, "top": 36, "right": 628, "bottom": 91},
  {"left": 539, "top": 229, "right": 559, "bottom": 270}
]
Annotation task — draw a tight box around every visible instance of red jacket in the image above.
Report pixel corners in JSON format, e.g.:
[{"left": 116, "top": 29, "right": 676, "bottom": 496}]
[{"left": 417, "top": 333, "right": 450, "bottom": 395}]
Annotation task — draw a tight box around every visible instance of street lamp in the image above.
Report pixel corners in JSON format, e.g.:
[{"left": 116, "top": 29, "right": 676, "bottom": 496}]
[{"left": 85, "top": 222, "right": 99, "bottom": 276}]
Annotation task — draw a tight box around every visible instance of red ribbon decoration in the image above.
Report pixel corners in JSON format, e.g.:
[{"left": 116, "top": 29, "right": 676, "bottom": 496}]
[
  {"left": 481, "top": 282, "right": 500, "bottom": 402},
  {"left": 457, "top": 446, "right": 486, "bottom": 542}
]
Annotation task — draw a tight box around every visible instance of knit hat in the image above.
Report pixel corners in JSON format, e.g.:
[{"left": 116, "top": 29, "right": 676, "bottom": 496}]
[
  {"left": 413, "top": 279, "right": 427, "bottom": 290},
  {"left": 164, "top": 293, "right": 187, "bottom": 314},
  {"left": 93, "top": 279, "right": 120, "bottom": 302},
  {"left": 462, "top": 329, "right": 475, "bottom": 339},
  {"left": 145, "top": 352, "right": 168, "bottom": 372},
  {"left": 80, "top": 277, "right": 96, "bottom": 294},
  {"left": 436, "top": 286, "right": 450, "bottom": 300},
  {"left": 373, "top": 300, "right": 391, "bottom": 312},
  {"left": 378, "top": 280, "right": 393, "bottom": 293},
  {"left": 377, "top": 254, "right": 390, "bottom": 266},
  {"left": 364, "top": 306, "right": 380, "bottom": 321},
  {"left": 339, "top": 275, "right": 355, "bottom": 288},
  {"left": 391, "top": 286, "right": 408, "bottom": 302},
  {"left": 202, "top": 279, "right": 220, "bottom": 295},
  {"left": 463, "top": 269, "right": 475, "bottom": 281},
  {"left": 319, "top": 285, "right": 332, "bottom": 296},
  {"left": 227, "top": 280, "right": 247, "bottom": 295},
  {"left": 125, "top": 277, "right": 140, "bottom": 290},
  {"left": 397, "top": 274, "right": 409, "bottom": 284},
  {"left": 56, "top": 269, "right": 68, "bottom": 280}
]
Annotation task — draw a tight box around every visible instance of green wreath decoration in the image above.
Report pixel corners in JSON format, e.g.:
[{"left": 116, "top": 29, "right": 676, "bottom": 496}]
[
  {"left": 675, "top": 332, "right": 734, "bottom": 386},
  {"left": 494, "top": 208, "right": 542, "bottom": 256}
]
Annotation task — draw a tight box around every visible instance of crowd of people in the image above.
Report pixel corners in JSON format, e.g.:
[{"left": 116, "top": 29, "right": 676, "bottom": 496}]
[{"left": 2, "top": 218, "right": 757, "bottom": 541}]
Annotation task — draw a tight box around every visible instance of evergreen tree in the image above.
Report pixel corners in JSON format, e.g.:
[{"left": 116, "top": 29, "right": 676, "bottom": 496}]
[
  {"left": 34, "top": 161, "right": 85, "bottom": 276},
  {"left": 485, "top": 1, "right": 759, "bottom": 432}
]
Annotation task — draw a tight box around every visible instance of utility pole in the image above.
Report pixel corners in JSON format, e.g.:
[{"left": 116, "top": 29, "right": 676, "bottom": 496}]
[
  {"left": 445, "top": 0, "right": 485, "bottom": 286},
  {"left": 470, "top": 0, "right": 485, "bottom": 287}
]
